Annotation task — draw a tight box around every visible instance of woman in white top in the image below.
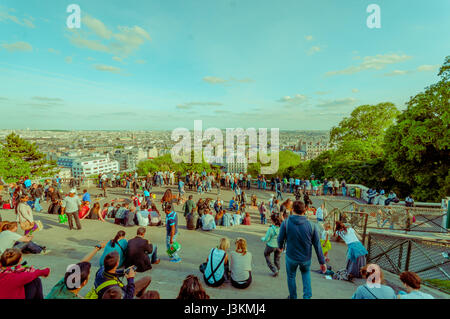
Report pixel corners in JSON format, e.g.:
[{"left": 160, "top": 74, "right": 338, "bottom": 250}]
[
  {"left": 335, "top": 221, "right": 368, "bottom": 279},
  {"left": 16, "top": 195, "right": 38, "bottom": 236},
  {"left": 229, "top": 238, "right": 252, "bottom": 289}
]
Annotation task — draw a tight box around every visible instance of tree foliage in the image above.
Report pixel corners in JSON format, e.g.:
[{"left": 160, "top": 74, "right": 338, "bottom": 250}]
[
  {"left": 384, "top": 56, "right": 450, "bottom": 201},
  {"left": 330, "top": 102, "right": 400, "bottom": 160},
  {"left": 0, "top": 133, "right": 58, "bottom": 182}
]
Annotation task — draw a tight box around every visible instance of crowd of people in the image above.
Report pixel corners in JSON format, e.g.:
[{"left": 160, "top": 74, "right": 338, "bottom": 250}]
[{"left": 0, "top": 173, "right": 437, "bottom": 300}]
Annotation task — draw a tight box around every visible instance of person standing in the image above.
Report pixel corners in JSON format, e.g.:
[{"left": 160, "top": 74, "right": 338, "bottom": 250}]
[
  {"left": 277, "top": 200, "right": 326, "bottom": 299},
  {"left": 261, "top": 215, "right": 281, "bottom": 276},
  {"left": 61, "top": 189, "right": 82, "bottom": 230},
  {"left": 165, "top": 204, "right": 181, "bottom": 263}
]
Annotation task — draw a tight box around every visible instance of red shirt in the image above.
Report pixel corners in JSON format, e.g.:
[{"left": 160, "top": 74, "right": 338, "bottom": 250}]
[{"left": 0, "top": 267, "right": 50, "bottom": 299}]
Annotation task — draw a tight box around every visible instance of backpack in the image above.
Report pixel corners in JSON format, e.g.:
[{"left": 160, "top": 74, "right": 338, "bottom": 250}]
[{"left": 85, "top": 280, "right": 123, "bottom": 299}]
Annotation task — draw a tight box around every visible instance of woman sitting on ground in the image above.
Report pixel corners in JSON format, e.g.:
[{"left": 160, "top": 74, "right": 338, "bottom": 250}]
[
  {"left": 215, "top": 209, "right": 224, "bottom": 226},
  {"left": 335, "top": 221, "right": 368, "bottom": 279},
  {"left": 229, "top": 238, "right": 252, "bottom": 289},
  {"left": 148, "top": 204, "right": 162, "bottom": 226},
  {"left": 100, "top": 203, "right": 111, "bottom": 220},
  {"left": 201, "top": 237, "right": 230, "bottom": 287},
  {"left": 79, "top": 201, "right": 90, "bottom": 220},
  {"left": 88, "top": 202, "right": 106, "bottom": 221},
  {"left": 0, "top": 222, "right": 46, "bottom": 255},
  {"left": 397, "top": 271, "right": 434, "bottom": 299},
  {"left": 242, "top": 212, "right": 251, "bottom": 225},
  {"left": 351, "top": 264, "right": 396, "bottom": 299},
  {"left": 0, "top": 248, "right": 50, "bottom": 299},
  {"left": 136, "top": 204, "right": 150, "bottom": 226},
  {"left": 177, "top": 274, "right": 210, "bottom": 300},
  {"left": 99, "top": 230, "right": 128, "bottom": 269}
]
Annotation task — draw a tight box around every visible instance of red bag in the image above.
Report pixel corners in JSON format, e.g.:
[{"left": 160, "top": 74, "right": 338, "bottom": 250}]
[{"left": 2, "top": 203, "right": 11, "bottom": 209}]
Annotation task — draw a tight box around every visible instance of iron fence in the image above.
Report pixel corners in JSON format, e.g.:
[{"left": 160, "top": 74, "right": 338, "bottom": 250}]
[{"left": 367, "top": 231, "right": 450, "bottom": 293}]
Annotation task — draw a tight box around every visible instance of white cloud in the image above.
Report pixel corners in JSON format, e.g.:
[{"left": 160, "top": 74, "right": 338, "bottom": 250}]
[
  {"left": 305, "top": 35, "right": 313, "bottom": 41},
  {"left": 82, "top": 14, "right": 113, "bottom": 39},
  {"left": 417, "top": 64, "right": 439, "bottom": 72},
  {"left": 203, "top": 76, "right": 254, "bottom": 85},
  {"left": 278, "top": 94, "right": 308, "bottom": 106},
  {"left": 308, "top": 46, "right": 321, "bottom": 55},
  {"left": 176, "top": 101, "right": 223, "bottom": 110},
  {"left": 326, "top": 53, "right": 412, "bottom": 76},
  {"left": 316, "top": 97, "right": 357, "bottom": 109},
  {"left": 203, "top": 76, "right": 228, "bottom": 84},
  {"left": 94, "top": 64, "right": 122, "bottom": 74},
  {"left": 0, "top": 6, "right": 35, "bottom": 28},
  {"left": 315, "top": 91, "right": 331, "bottom": 95},
  {"left": 48, "top": 48, "right": 60, "bottom": 54},
  {"left": 65, "top": 56, "right": 73, "bottom": 64},
  {"left": 383, "top": 70, "right": 412, "bottom": 77},
  {"left": 135, "top": 59, "right": 147, "bottom": 64},
  {"left": 112, "top": 56, "right": 123, "bottom": 63},
  {"left": 1, "top": 41, "right": 32, "bottom": 52},
  {"left": 69, "top": 14, "right": 151, "bottom": 57},
  {"left": 352, "top": 88, "right": 359, "bottom": 93}
]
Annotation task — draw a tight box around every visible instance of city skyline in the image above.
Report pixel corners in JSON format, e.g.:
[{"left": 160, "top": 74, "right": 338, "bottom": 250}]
[{"left": 0, "top": 0, "right": 449, "bottom": 130}]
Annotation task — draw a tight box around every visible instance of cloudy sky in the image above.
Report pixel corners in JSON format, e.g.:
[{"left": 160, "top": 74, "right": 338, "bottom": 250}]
[{"left": 0, "top": 0, "right": 448, "bottom": 130}]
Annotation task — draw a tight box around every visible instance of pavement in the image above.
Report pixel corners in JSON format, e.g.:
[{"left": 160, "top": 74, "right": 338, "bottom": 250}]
[{"left": 0, "top": 184, "right": 446, "bottom": 299}]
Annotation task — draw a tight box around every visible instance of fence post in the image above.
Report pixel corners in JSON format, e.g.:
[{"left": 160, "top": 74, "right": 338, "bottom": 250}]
[
  {"left": 405, "top": 240, "right": 412, "bottom": 272},
  {"left": 362, "top": 213, "right": 368, "bottom": 246},
  {"left": 367, "top": 233, "right": 372, "bottom": 261}
]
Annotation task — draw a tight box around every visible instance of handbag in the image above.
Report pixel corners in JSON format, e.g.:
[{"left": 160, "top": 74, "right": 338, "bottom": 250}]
[
  {"left": 59, "top": 214, "right": 68, "bottom": 224},
  {"left": 20, "top": 219, "right": 34, "bottom": 231}
]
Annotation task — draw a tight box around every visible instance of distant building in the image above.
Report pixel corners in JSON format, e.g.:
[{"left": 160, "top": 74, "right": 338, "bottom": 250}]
[
  {"left": 112, "top": 150, "right": 137, "bottom": 171},
  {"left": 297, "top": 140, "right": 330, "bottom": 160},
  {"left": 71, "top": 156, "right": 119, "bottom": 178}
]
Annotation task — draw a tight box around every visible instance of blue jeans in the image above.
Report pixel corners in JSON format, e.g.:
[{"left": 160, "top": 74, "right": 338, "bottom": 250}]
[
  {"left": 166, "top": 233, "right": 179, "bottom": 259},
  {"left": 148, "top": 244, "right": 158, "bottom": 263},
  {"left": 285, "top": 255, "right": 312, "bottom": 299},
  {"left": 342, "top": 187, "right": 347, "bottom": 197}
]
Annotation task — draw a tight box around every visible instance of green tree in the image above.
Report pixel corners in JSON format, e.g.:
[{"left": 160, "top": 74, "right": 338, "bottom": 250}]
[
  {"left": 0, "top": 148, "right": 31, "bottom": 183},
  {"left": 1, "top": 133, "right": 58, "bottom": 180},
  {"left": 330, "top": 102, "right": 400, "bottom": 160},
  {"left": 384, "top": 56, "right": 450, "bottom": 201}
]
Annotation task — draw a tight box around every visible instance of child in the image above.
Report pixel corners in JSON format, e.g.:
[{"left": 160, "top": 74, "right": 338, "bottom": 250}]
[
  {"left": 261, "top": 215, "right": 281, "bottom": 276},
  {"left": 259, "top": 202, "right": 267, "bottom": 224},
  {"left": 321, "top": 223, "right": 333, "bottom": 263},
  {"left": 242, "top": 212, "right": 251, "bottom": 225}
]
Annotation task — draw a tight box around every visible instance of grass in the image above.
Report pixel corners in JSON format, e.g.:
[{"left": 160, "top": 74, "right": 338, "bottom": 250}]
[{"left": 423, "top": 279, "right": 450, "bottom": 294}]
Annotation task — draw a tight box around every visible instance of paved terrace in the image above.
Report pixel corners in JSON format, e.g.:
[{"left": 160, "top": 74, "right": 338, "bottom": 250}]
[{"left": 0, "top": 185, "right": 447, "bottom": 299}]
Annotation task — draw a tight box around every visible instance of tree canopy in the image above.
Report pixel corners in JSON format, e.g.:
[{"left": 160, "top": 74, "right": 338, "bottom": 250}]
[
  {"left": 384, "top": 56, "right": 450, "bottom": 201},
  {"left": 0, "top": 133, "right": 58, "bottom": 182}
]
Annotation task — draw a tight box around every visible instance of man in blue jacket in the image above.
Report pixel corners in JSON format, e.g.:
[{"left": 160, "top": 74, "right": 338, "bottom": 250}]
[{"left": 278, "top": 200, "right": 326, "bottom": 299}]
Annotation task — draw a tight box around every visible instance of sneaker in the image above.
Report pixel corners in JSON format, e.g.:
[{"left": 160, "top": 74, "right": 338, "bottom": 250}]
[
  {"left": 273, "top": 271, "right": 279, "bottom": 277},
  {"left": 170, "top": 257, "right": 181, "bottom": 263},
  {"left": 36, "top": 220, "right": 44, "bottom": 232}
]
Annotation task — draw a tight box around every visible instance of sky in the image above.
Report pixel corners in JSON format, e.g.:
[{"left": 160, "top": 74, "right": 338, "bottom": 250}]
[{"left": 0, "top": 0, "right": 449, "bottom": 130}]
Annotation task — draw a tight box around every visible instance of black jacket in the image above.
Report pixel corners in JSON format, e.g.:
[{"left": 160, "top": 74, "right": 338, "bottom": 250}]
[{"left": 124, "top": 236, "right": 154, "bottom": 272}]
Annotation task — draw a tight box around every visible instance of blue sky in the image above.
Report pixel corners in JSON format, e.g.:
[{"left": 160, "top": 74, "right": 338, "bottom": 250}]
[{"left": 0, "top": 0, "right": 449, "bottom": 130}]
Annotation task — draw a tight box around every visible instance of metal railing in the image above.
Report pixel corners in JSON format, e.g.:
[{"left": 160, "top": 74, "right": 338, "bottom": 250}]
[{"left": 367, "top": 231, "right": 450, "bottom": 293}]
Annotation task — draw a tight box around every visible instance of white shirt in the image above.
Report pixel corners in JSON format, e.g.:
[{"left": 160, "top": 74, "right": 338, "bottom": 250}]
[
  {"left": 337, "top": 228, "right": 359, "bottom": 244},
  {"left": 0, "top": 231, "right": 22, "bottom": 254},
  {"left": 316, "top": 207, "right": 324, "bottom": 220}
]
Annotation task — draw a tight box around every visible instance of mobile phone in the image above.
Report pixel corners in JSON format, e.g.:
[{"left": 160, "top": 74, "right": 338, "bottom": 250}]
[{"left": 125, "top": 265, "right": 137, "bottom": 274}]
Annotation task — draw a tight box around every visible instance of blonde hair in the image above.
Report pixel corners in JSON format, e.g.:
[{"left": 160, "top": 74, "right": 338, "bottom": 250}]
[
  {"left": 235, "top": 238, "right": 247, "bottom": 255},
  {"left": 219, "top": 238, "right": 230, "bottom": 251}
]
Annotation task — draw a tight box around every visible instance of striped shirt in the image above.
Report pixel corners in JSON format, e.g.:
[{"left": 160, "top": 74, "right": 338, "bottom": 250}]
[{"left": 166, "top": 211, "right": 178, "bottom": 236}]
